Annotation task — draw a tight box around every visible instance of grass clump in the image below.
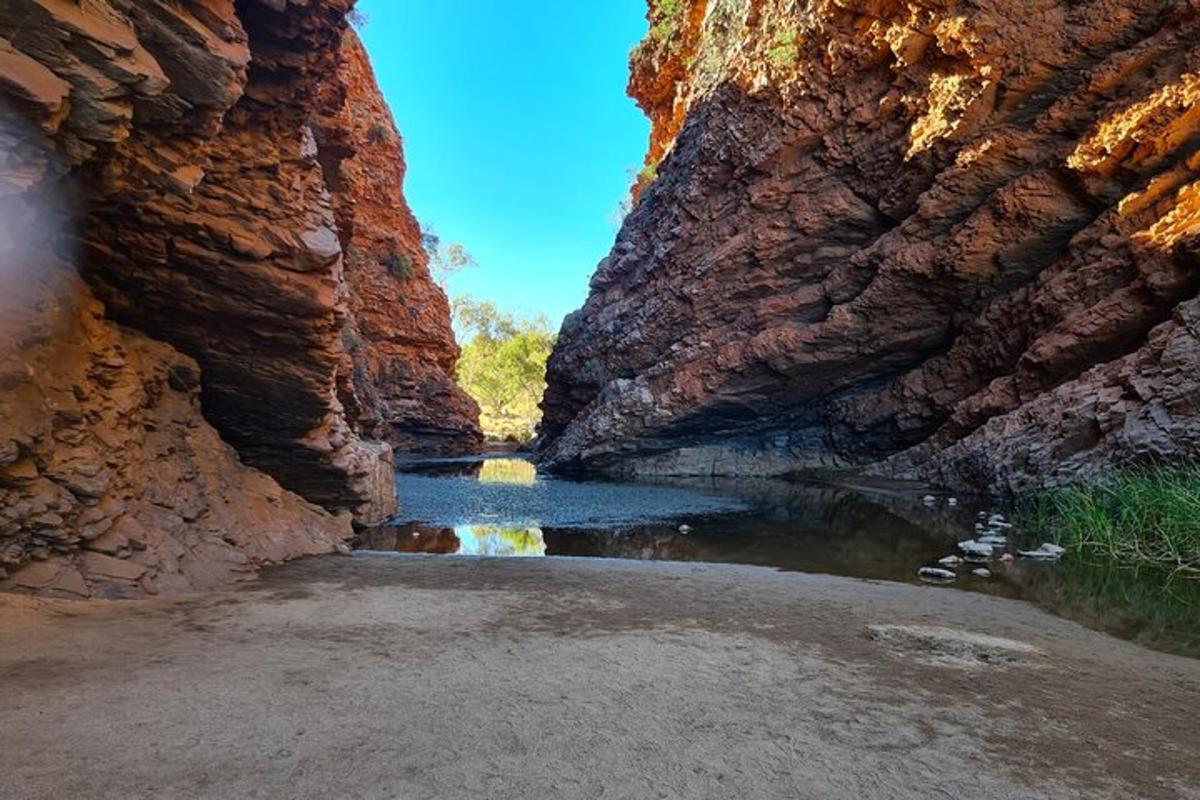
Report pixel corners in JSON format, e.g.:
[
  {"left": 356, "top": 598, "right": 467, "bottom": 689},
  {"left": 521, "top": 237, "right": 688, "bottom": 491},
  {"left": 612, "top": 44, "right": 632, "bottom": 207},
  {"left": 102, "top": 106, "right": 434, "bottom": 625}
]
[
  {"left": 1019, "top": 467, "right": 1200, "bottom": 575},
  {"left": 633, "top": 0, "right": 688, "bottom": 59},
  {"left": 384, "top": 251, "right": 414, "bottom": 280},
  {"left": 638, "top": 162, "right": 658, "bottom": 186},
  {"left": 628, "top": 161, "right": 660, "bottom": 206},
  {"left": 367, "top": 121, "right": 391, "bottom": 144},
  {"left": 649, "top": 0, "right": 686, "bottom": 42},
  {"left": 766, "top": 27, "right": 800, "bottom": 71}
]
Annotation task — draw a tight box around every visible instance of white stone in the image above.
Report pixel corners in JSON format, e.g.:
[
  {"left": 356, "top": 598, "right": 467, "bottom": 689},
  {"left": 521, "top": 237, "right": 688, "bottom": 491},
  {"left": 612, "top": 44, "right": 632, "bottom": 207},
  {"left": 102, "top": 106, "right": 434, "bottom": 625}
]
[
  {"left": 1018, "top": 543, "right": 1067, "bottom": 560},
  {"left": 918, "top": 567, "right": 956, "bottom": 582},
  {"left": 958, "top": 540, "right": 994, "bottom": 557}
]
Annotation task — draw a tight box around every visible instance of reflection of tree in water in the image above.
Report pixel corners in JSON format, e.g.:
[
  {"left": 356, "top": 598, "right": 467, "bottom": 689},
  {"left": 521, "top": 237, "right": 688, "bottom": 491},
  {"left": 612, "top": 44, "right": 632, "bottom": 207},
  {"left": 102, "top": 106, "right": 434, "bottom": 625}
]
[
  {"left": 362, "top": 471, "right": 1200, "bottom": 656},
  {"left": 477, "top": 459, "right": 537, "bottom": 486},
  {"left": 358, "top": 523, "right": 544, "bottom": 557},
  {"left": 456, "top": 526, "right": 546, "bottom": 557}
]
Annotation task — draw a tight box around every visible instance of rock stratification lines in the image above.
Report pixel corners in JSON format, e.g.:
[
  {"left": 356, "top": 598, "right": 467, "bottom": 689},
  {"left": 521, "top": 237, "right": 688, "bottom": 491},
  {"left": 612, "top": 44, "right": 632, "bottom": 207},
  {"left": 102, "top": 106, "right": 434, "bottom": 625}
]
[
  {"left": 0, "top": 1, "right": 475, "bottom": 597},
  {"left": 314, "top": 32, "right": 483, "bottom": 456},
  {"left": 539, "top": 0, "right": 1200, "bottom": 490}
]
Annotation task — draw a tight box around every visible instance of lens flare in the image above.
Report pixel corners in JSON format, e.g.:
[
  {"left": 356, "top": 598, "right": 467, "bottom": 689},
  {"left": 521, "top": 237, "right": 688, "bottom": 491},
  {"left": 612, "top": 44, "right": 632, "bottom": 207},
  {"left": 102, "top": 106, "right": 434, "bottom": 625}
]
[{"left": 0, "top": 100, "right": 76, "bottom": 357}]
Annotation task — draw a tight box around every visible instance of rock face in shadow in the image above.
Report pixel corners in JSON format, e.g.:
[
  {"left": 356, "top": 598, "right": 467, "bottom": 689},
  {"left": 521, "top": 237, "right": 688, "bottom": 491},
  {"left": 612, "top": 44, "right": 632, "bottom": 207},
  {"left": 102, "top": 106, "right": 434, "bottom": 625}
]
[
  {"left": 0, "top": 270, "right": 351, "bottom": 599},
  {"left": 313, "top": 32, "right": 483, "bottom": 455},
  {"left": 0, "top": 1, "right": 474, "bottom": 596},
  {"left": 72, "top": 0, "right": 397, "bottom": 521},
  {"left": 539, "top": 0, "right": 1200, "bottom": 491}
]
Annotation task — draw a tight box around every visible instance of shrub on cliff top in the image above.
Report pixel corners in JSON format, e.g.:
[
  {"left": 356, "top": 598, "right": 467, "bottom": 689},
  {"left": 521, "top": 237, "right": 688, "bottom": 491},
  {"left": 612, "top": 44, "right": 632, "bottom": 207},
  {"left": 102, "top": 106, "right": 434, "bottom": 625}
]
[
  {"left": 422, "top": 227, "right": 479, "bottom": 287},
  {"left": 636, "top": 0, "right": 688, "bottom": 55}
]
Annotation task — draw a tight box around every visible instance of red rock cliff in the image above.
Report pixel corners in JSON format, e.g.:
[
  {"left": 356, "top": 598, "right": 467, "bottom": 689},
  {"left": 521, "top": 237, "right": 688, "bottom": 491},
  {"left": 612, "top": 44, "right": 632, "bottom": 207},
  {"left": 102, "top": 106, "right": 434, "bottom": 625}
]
[
  {"left": 314, "top": 32, "right": 482, "bottom": 454},
  {"left": 0, "top": 1, "right": 475, "bottom": 596},
  {"left": 540, "top": 0, "right": 1200, "bottom": 491}
]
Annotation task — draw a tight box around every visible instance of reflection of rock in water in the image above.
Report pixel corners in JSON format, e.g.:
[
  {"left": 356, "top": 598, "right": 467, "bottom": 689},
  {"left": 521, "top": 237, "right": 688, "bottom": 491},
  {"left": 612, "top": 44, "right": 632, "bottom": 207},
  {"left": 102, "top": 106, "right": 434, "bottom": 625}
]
[
  {"left": 396, "top": 460, "right": 485, "bottom": 479},
  {"left": 543, "top": 479, "right": 977, "bottom": 583},
  {"left": 651, "top": 475, "right": 992, "bottom": 540},
  {"left": 356, "top": 523, "right": 459, "bottom": 554},
  {"left": 545, "top": 529, "right": 700, "bottom": 563}
]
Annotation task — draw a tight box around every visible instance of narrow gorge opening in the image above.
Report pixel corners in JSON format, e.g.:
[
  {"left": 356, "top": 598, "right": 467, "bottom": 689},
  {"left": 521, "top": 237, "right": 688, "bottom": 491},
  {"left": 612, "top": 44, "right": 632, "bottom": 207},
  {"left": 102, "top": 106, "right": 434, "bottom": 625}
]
[
  {"left": 1, "top": 0, "right": 1197, "bottom": 613},
  {"left": 0, "top": 0, "right": 656, "bottom": 594},
  {"left": 3, "top": 1, "right": 1200, "bottom": 796}
]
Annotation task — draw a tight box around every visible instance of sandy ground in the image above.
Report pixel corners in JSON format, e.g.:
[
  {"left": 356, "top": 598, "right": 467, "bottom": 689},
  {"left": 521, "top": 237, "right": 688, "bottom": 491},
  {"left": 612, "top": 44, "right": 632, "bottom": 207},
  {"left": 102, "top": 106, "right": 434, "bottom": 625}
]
[{"left": 2, "top": 555, "right": 1199, "bottom": 800}]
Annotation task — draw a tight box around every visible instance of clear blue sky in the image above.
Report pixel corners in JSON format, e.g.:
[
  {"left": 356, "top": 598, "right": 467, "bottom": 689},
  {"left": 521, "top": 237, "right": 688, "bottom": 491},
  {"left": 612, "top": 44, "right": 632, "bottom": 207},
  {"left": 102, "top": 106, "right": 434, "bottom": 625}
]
[{"left": 354, "top": 1, "right": 650, "bottom": 329}]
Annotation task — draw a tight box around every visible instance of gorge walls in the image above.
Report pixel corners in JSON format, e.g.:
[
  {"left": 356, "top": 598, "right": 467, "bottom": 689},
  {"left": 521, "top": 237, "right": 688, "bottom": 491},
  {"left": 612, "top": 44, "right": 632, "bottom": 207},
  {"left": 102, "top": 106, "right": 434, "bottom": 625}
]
[
  {"left": 313, "top": 32, "right": 482, "bottom": 455},
  {"left": 539, "top": 0, "right": 1200, "bottom": 492},
  {"left": 0, "top": 0, "right": 474, "bottom": 597}
]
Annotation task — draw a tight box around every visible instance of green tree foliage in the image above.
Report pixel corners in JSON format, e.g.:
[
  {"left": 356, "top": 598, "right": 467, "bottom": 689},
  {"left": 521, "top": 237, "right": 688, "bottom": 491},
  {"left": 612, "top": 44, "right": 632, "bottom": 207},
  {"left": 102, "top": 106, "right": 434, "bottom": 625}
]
[
  {"left": 452, "top": 296, "right": 556, "bottom": 442},
  {"left": 422, "top": 226, "right": 478, "bottom": 287}
]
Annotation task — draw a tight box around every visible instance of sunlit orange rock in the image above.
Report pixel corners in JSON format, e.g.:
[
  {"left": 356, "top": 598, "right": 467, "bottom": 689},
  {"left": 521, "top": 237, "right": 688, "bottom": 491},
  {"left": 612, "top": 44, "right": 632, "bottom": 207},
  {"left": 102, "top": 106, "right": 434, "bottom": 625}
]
[
  {"left": 314, "top": 31, "right": 483, "bottom": 455},
  {"left": 540, "top": 0, "right": 1200, "bottom": 491},
  {"left": 0, "top": 1, "right": 477, "bottom": 596}
]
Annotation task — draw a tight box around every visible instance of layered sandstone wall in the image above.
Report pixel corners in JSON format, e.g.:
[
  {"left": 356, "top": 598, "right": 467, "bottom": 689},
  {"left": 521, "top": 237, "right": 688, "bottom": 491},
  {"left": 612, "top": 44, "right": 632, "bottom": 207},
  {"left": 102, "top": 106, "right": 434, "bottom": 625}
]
[
  {"left": 0, "top": 123, "right": 349, "bottom": 597},
  {"left": 71, "top": 0, "right": 397, "bottom": 520},
  {"left": 0, "top": 270, "right": 351, "bottom": 598},
  {"left": 539, "top": 0, "right": 1200, "bottom": 492},
  {"left": 0, "top": 1, "right": 473, "bottom": 596},
  {"left": 314, "top": 32, "right": 482, "bottom": 455}
]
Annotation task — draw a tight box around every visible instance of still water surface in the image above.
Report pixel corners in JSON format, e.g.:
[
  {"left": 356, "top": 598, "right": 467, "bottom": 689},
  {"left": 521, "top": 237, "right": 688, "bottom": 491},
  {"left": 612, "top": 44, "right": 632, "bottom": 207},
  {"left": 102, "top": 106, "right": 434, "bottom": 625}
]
[{"left": 358, "top": 456, "right": 1200, "bottom": 657}]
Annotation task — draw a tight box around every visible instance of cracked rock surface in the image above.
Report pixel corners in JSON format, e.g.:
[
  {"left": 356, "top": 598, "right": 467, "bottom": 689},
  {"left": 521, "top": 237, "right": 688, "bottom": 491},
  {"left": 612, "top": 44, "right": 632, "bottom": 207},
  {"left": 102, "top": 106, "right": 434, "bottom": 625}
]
[
  {"left": 0, "top": 1, "right": 475, "bottom": 596},
  {"left": 539, "top": 0, "right": 1200, "bottom": 491}
]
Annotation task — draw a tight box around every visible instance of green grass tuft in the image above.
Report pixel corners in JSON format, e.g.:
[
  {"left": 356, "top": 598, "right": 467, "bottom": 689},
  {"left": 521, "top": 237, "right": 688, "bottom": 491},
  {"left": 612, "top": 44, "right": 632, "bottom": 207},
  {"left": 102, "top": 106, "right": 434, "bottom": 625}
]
[
  {"left": 367, "top": 121, "right": 391, "bottom": 144},
  {"left": 634, "top": 0, "right": 688, "bottom": 56},
  {"left": 384, "top": 252, "right": 414, "bottom": 280},
  {"left": 1018, "top": 466, "right": 1200, "bottom": 576},
  {"left": 766, "top": 27, "right": 800, "bottom": 71}
]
